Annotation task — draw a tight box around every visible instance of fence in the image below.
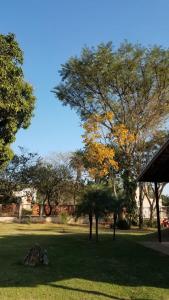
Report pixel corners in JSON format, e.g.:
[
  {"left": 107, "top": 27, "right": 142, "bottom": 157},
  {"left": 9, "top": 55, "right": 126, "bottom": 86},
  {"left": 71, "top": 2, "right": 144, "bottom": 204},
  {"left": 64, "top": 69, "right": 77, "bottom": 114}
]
[{"left": 0, "top": 203, "right": 76, "bottom": 218}]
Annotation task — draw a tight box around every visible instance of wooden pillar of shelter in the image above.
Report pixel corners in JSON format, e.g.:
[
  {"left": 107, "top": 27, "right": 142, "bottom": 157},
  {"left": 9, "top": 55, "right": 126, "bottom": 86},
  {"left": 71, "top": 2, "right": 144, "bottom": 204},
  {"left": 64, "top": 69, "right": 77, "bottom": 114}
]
[{"left": 154, "top": 182, "right": 162, "bottom": 243}]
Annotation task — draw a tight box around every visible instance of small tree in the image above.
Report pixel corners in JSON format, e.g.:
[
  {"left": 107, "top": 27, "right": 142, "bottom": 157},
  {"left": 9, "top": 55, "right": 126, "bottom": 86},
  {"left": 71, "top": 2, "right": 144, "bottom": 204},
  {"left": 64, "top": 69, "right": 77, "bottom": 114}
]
[
  {"left": 75, "top": 194, "right": 94, "bottom": 240},
  {"left": 76, "top": 186, "right": 113, "bottom": 241},
  {"left": 111, "top": 194, "right": 132, "bottom": 239}
]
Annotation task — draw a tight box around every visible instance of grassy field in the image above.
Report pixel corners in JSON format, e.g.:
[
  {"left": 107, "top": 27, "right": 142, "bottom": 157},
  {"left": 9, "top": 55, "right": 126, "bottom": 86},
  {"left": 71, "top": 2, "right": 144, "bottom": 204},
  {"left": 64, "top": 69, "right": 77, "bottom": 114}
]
[{"left": 0, "top": 223, "right": 168, "bottom": 300}]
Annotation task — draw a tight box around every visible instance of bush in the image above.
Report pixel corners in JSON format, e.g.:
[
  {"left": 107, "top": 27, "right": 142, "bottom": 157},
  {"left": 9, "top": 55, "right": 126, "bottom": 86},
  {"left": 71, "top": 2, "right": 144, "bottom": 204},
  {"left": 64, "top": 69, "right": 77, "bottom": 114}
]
[
  {"left": 144, "top": 219, "right": 157, "bottom": 228},
  {"left": 21, "top": 216, "right": 31, "bottom": 224},
  {"left": 117, "top": 219, "right": 130, "bottom": 230},
  {"left": 131, "top": 219, "right": 138, "bottom": 226},
  {"left": 60, "top": 212, "right": 68, "bottom": 224},
  {"left": 22, "top": 208, "right": 32, "bottom": 216}
]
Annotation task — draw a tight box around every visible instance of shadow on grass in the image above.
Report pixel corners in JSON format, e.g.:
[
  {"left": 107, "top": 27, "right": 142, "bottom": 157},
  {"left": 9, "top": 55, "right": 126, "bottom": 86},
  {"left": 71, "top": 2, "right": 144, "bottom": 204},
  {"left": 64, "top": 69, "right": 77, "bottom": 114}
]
[
  {"left": 0, "top": 230, "right": 169, "bottom": 296},
  {"left": 48, "top": 283, "right": 150, "bottom": 300}
]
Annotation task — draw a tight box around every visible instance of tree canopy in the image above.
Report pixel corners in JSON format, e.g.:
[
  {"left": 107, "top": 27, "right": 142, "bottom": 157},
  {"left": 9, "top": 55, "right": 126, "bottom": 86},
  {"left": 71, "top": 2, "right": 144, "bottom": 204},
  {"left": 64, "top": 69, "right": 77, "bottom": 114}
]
[
  {"left": 54, "top": 41, "right": 169, "bottom": 202},
  {"left": 0, "top": 148, "right": 39, "bottom": 201},
  {"left": 55, "top": 42, "right": 169, "bottom": 130},
  {"left": 0, "top": 33, "right": 35, "bottom": 168}
]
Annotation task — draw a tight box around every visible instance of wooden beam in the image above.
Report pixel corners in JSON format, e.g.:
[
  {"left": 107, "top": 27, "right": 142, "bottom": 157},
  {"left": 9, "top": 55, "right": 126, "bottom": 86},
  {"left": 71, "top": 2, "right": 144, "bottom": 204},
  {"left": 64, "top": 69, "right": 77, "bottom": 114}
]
[{"left": 154, "top": 182, "right": 162, "bottom": 243}]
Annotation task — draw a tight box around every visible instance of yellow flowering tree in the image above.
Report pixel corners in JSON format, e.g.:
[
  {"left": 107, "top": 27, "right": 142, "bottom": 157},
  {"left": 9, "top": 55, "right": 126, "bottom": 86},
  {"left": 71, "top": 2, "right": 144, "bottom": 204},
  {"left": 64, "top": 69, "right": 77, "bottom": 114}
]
[
  {"left": 55, "top": 42, "right": 169, "bottom": 227},
  {"left": 83, "top": 112, "right": 115, "bottom": 181},
  {"left": 82, "top": 112, "right": 136, "bottom": 186}
]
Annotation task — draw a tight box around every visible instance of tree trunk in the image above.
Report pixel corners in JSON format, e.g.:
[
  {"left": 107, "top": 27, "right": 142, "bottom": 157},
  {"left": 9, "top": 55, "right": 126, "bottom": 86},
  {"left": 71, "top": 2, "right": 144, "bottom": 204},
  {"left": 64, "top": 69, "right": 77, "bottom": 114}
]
[
  {"left": 40, "top": 204, "right": 44, "bottom": 221},
  {"left": 73, "top": 186, "right": 76, "bottom": 206},
  {"left": 139, "top": 182, "right": 144, "bottom": 229},
  {"left": 111, "top": 175, "right": 117, "bottom": 198},
  {"left": 95, "top": 215, "right": 99, "bottom": 242},
  {"left": 154, "top": 182, "right": 162, "bottom": 242},
  {"left": 89, "top": 213, "right": 93, "bottom": 240},
  {"left": 44, "top": 197, "right": 52, "bottom": 216},
  {"left": 73, "top": 182, "right": 78, "bottom": 206},
  {"left": 143, "top": 183, "right": 155, "bottom": 228},
  {"left": 149, "top": 204, "right": 154, "bottom": 227},
  {"left": 118, "top": 208, "right": 126, "bottom": 221},
  {"left": 19, "top": 202, "right": 23, "bottom": 223},
  {"left": 113, "top": 212, "right": 117, "bottom": 240}
]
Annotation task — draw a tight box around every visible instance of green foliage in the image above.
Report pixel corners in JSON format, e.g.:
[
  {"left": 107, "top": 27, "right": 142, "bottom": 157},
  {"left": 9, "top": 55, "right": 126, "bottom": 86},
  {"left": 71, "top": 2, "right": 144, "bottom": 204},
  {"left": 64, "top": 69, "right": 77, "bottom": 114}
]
[
  {"left": 55, "top": 42, "right": 169, "bottom": 126},
  {"left": 161, "top": 194, "right": 169, "bottom": 206},
  {"left": 144, "top": 219, "right": 157, "bottom": 228},
  {"left": 26, "top": 161, "right": 73, "bottom": 215},
  {"left": 69, "top": 150, "right": 86, "bottom": 204},
  {"left": 0, "top": 195, "right": 20, "bottom": 204},
  {"left": 69, "top": 150, "right": 85, "bottom": 182},
  {"left": 60, "top": 211, "right": 68, "bottom": 224},
  {"left": 0, "top": 148, "right": 39, "bottom": 200},
  {"left": 76, "top": 185, "right": 114, "bottom": 218},
  {"left": 117, "top": 219, "right": 130, "bottom": 230},
  {"left": 54, "top": 41, "right": 169, "bottom": 207},
  {"left": 22, "top": 208, "right": 32, "bottom": 216},
  {"left": 0, "top": 33, "right": 35, "bottom": 168}
]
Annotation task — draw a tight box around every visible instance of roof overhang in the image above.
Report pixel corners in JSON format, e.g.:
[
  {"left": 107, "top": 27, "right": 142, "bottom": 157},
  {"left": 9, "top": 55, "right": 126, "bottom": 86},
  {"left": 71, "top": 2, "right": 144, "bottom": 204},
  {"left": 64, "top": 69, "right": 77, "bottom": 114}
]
[{"left": 138, "top": 137, "right": 169, "bottom": 182}]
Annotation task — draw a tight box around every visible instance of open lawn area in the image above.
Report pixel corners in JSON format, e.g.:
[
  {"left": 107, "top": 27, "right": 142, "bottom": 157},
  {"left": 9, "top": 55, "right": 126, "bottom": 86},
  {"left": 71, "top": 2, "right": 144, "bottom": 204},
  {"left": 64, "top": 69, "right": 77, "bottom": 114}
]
[{"left": 0, "top": 223, "right": 168, "bottom": 300}]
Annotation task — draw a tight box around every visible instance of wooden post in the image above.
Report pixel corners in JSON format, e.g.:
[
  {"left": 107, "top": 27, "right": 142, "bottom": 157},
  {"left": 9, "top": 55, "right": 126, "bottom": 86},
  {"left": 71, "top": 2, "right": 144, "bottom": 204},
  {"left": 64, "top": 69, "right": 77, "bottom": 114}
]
[{"left": 154, "top": 182, "right": 162, "bottom": 243}]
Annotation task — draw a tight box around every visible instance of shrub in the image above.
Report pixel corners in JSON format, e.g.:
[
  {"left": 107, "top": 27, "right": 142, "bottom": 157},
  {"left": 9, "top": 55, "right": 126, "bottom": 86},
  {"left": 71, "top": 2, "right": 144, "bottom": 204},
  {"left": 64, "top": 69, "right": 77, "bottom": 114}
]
[
  {"left": 60, "top": 211, "right": 68, "bottom": 224},
  {"left": 144, "top": 219, "right": 157, "bottom": 228},
  {"left": 117, "top": 219, "right": 130, "bottom": 230},
  {"left": 131, "top": 219, "right": 138, "bottom": 226},
  {"left": 22, "top": 208, "right": 32, "bottom": 216}
]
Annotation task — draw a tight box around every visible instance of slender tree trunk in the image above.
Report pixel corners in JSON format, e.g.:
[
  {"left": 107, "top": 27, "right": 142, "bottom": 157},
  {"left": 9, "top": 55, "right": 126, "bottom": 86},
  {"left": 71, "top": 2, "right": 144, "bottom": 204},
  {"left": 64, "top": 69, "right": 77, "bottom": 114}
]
[
  {"left": 40, "top": 204, "right": 44, "bottom": 221},
  {"left": 119, "top": 208, "right": 126, "bottom": 221},
  {"left": 143, "top": 184, "right": 155, "bottom": 228},
  {"left": 111, "top": 175, "right": 117, "bottom": 198},
  {"left": 154, "top": 182, "right": 162, "bottom": 242},
  {"left": 18, "top": 202, "right": 22, "bottom": 223},
  {"left": 89, "top": 213, "right": 93, "bottom": 240},
  {"left": 113, "top": 212, "right": 117, "bottom": 240},
  {"left": 139, "top": 182, "right": 144, "bottom": 229},
  {"left": 95, "top": 214, "right": 99, "bottom": 242},
  {"left": 149, "top": 204, "right": 154, "bottom": 227},
  {"left": 73, "top": 182, "right": 78, "bottom": 206},
  {"left": 114, "top": 181, "right": 117, "bottom": 198},
  {"left": 73, "top": 186, "right": 76, "bottom": 206}
]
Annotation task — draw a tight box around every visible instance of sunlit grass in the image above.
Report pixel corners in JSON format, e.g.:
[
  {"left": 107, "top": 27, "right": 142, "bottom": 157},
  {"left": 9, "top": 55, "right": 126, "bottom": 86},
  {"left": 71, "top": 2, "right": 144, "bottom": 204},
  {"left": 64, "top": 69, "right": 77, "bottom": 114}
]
[{"left": 0, "top": 223, "right": 168, "bottom": 300}]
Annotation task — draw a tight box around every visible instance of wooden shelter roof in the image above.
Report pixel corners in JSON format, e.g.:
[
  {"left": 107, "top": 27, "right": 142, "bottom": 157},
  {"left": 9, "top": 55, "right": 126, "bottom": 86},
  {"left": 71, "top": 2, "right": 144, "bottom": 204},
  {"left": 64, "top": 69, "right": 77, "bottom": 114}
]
[{"left": 138, "top": 138, "right": 169, "bottom": 182}]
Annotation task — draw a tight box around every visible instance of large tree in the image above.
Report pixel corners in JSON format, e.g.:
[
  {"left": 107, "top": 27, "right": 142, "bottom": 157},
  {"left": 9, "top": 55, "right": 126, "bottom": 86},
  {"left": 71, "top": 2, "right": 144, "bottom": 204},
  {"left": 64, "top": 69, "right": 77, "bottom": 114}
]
[
  {"left": 69, "top": 150, "right": 85, "bottom": 205},
  {"left": 0, "top": 147, "right": 39, "bottom": 201},
  {"left": 26, "top": 161, "right": 72, "bottom": 216},
  {"left": 54, "top": 41, "right": 169, "bottom": 226},
  {"left": 0, "top": 33, "right": 35, "bottom": 168}
]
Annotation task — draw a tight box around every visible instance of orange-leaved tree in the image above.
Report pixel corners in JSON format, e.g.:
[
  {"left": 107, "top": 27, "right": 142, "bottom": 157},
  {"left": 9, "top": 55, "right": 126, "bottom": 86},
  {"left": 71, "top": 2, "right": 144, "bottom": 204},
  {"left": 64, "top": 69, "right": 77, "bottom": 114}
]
[
  {"left": 82, "top": 112, "right": 136, "bottom": 189},
  {"left": 82, "top": 112, "right": 118, "bottom": 182}
]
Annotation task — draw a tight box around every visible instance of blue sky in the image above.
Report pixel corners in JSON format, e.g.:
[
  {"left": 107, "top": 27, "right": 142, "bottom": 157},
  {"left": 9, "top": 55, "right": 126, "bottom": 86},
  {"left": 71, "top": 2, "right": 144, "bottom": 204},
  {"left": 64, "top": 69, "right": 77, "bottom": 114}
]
[{"left": 1, "top": 0, "right": 169, "bottom": 156}]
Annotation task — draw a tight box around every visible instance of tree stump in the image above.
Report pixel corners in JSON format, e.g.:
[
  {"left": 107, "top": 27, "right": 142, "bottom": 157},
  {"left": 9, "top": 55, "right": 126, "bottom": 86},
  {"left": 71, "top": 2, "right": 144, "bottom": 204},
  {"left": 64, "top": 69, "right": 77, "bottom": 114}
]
[{"left": 24, "top": 244, "right": 49, "bottom": 266}]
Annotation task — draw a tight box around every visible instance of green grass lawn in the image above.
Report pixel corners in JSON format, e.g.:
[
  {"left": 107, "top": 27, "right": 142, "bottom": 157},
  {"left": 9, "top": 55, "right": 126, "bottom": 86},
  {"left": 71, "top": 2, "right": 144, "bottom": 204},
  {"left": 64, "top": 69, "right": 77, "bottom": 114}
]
[{"left": 0, "top": 223, "right": 168, "bottom": 300}]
